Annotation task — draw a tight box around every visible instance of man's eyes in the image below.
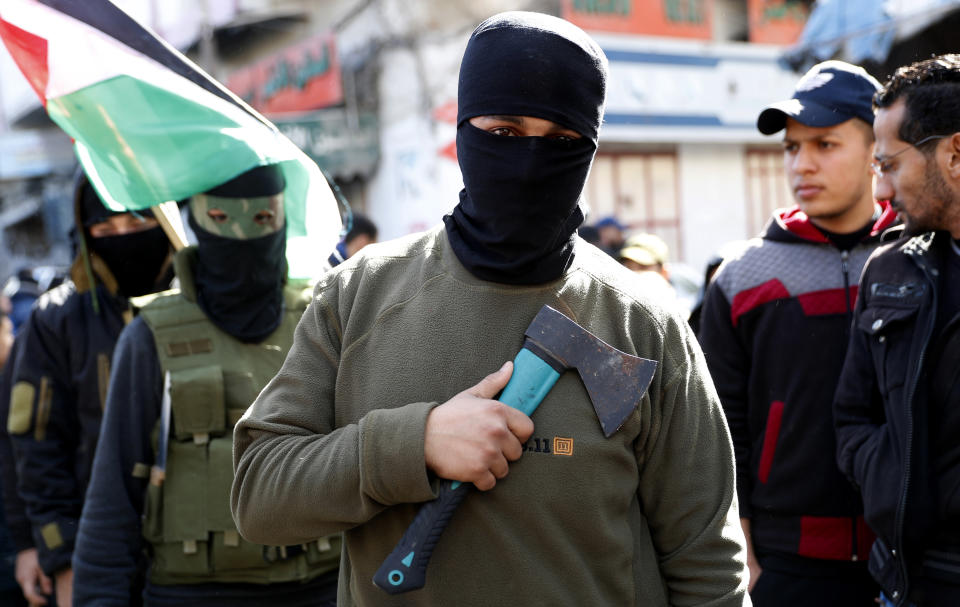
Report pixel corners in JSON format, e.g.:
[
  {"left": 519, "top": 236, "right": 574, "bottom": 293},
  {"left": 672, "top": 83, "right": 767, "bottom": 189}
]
[
  {"left": 253, "top": 211, "right": 276, "bottom": 226},
  {"left": 207, "top": 210, "right": 229, "bottom": 223},
  {"left": 488, "top": 128, "right": 575, "bottom": 141},
  {"left": 782, "top": 141, "right": 836, "bottom": 152}
]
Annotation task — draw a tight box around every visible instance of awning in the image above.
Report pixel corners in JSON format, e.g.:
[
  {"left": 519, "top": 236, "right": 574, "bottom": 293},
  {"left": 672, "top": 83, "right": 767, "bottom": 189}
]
[
  {"left": 272, "top": 109, "right": 379, "bottom": 180},
  {"left": 783, "top": 0, "right": 960, "bottom": 74}
]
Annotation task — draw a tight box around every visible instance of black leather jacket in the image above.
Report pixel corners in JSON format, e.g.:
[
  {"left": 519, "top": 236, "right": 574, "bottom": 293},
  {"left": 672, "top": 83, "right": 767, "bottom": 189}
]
[{"left": 835, "top": 229, "right": 954, "bottom": 605}]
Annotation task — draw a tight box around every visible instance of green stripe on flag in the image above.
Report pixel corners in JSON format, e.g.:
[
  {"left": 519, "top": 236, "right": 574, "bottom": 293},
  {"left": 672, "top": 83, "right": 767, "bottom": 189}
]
[
  {"left": 48, "top": 74, "right": 289, "bottom": 207},
  {"left": 53, "top": 75, "right": 341, "bottom": 279}
]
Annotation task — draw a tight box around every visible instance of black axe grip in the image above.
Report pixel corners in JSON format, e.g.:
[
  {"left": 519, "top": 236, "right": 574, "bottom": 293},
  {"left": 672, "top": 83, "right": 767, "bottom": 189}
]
[{"left": 373, "top": 479, "right": 469, "bottom": 593}]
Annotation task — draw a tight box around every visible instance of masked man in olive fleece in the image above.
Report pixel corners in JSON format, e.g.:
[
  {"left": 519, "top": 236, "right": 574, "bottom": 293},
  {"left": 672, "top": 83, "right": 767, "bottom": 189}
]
[{"left": 232, "top": 12, "right": 749, "bottom": 607}]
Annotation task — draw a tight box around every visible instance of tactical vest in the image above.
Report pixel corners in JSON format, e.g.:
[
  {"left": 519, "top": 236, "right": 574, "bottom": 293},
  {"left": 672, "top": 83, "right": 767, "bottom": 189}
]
[{"left": 138, "top": 260, "right": 339, "bottom": 586}]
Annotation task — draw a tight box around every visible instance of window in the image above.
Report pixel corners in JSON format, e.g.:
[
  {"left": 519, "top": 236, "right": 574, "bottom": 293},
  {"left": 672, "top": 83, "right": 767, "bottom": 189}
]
[
  {"left": 744, "top": 148, "right": 793, "bottom": 236},
  {"left": 584, "top": 152, "right": 683, "bottom": 262}
]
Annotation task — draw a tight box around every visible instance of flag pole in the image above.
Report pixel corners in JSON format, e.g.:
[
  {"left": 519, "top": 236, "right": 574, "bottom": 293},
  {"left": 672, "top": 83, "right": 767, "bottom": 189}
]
[{"left": 152, "top": 201, "right": 188, "bottom": 251}]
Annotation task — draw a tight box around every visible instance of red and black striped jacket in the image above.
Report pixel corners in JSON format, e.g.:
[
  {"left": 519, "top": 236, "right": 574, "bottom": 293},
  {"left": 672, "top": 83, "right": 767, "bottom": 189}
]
[{"left": 699, "top": 202, "right": 897, "bottom": 562}]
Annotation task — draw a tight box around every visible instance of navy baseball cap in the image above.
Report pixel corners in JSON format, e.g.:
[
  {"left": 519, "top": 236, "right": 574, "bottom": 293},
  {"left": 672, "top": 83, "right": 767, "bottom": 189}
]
[{"left": 757, "top": 60, "right": 881, "bottom": 135}]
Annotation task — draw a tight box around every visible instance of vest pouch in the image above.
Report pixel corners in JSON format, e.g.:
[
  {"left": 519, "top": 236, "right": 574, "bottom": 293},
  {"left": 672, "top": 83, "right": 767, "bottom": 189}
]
[
  {"left": 208, "top": 531, "right": 271, "bottom": 573},
  {"left": 151, "top": 538, "right": 210, "bottom": 582},
  {"left": 205, "top": 436, "right": 266, "bottom": 571},
  {"left": 158, "top": 440, "right": 210, "bottom": 576},
  {"left": 170, "top": 365, "right": 225, "bottom": 441},
  {"left": 222, "top": 371, "right": 258, "bottom": 414}
]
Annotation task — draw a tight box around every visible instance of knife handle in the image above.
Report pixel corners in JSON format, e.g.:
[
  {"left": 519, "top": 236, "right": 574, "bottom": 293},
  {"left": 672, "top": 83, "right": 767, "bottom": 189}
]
[{"left": 372, "top": 347, "right": 561, "bottom": 594}]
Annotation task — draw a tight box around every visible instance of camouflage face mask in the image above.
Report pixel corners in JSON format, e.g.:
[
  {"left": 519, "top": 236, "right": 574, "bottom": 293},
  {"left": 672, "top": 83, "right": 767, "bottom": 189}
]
[{"left": 189, "top": 193, "right": 285, "bottom": 240}]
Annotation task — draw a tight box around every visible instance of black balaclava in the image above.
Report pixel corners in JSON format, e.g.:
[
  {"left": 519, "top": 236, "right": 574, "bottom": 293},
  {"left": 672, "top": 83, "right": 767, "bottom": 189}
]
[
  {"left": 79, "top": 177, "right": 171, "bottom": 298},
  {"left": 188, "top": 165, "right": 287, "bottom": 343},
  {"left": 443, "top": 11, "right": 608, "bottom": 284}
]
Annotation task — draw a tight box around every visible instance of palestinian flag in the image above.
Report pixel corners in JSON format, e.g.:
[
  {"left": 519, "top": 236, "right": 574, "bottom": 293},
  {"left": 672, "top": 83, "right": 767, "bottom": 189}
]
[{"left": 0, "top": 0, "right": 342, "bottom": 278}]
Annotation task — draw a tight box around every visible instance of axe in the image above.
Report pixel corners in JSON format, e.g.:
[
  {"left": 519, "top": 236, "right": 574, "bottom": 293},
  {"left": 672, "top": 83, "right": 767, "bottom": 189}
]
[{"left": 373, "top": 305, "right": 657, "bottom": 594}]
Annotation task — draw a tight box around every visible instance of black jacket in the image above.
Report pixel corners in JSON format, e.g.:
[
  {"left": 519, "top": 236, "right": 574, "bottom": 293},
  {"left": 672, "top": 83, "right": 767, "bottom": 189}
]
[
  {"left": 835, "top": 229, "right": 956, "bottom": 604},
  {"left": 0, "top": 337, "right": 28, "bottom": 595},
  {"left": 0, "top": 337, "right": 32, "bottom": 554},
  {"left": 700, "top": 204, "right": 896, "bottom": 562},
  {"left": 7, "top": 263, "right": 130, "bottom": 576},
  {"left": 5, "top": 173, "right": 173, "bottom": 578}
]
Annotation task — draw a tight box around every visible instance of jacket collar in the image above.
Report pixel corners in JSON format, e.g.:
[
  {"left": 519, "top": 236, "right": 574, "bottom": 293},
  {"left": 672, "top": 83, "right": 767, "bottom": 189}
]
[{"left": 766, "top": 200, "right": 898, "bottom": 245}]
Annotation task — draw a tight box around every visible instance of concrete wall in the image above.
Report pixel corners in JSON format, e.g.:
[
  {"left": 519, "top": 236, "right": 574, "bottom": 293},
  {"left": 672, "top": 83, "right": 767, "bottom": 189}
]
[
  {"left": 366, "top": 41, "right": 464, "bottom": 238},
  {"left": 678, "top": 142, "right": 750, "bottom": 273}
]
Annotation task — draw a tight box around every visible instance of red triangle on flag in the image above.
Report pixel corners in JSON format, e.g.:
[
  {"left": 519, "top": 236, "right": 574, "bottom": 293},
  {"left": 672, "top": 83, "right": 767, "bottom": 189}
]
[{"left": 0, "top": 18, "right": 49, "bottom": 105}]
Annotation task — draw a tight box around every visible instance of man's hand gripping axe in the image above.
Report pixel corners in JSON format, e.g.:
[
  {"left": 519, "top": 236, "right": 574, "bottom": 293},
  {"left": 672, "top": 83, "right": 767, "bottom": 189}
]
[{"left": 373, "top": 305, "right": 658, "bottom": 594}]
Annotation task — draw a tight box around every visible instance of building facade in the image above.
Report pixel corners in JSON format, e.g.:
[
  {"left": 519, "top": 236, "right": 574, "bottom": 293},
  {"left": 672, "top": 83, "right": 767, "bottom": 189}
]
[{"left": 0, "top": 0, "right": 810, "bottom": 280}]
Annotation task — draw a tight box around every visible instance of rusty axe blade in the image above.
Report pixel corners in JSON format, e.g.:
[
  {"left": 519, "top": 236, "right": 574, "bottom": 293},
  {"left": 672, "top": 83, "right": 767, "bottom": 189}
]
[{"left": 524, "top": 305, "right": 657, "bottom": 437}]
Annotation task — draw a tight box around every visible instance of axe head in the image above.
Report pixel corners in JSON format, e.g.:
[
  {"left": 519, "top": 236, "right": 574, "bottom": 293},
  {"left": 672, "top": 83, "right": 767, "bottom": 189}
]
[{"left": 524, "top": 306, "right": 657, "bottom": 438}]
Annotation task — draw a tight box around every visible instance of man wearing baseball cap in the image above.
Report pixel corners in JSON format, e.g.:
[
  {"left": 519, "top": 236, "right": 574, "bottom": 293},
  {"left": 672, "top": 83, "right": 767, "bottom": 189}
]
[{"left": 699, "top": 60, "right": 898, "bottom": 605}]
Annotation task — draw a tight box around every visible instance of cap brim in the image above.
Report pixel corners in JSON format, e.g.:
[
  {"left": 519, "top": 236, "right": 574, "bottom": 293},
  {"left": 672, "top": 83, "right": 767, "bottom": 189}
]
[
  {"left": 757, "top": 98, "right": 853, "bottom": 135},
  {"left": 620, "top": 247, "right": 659, "bottom": 267}
]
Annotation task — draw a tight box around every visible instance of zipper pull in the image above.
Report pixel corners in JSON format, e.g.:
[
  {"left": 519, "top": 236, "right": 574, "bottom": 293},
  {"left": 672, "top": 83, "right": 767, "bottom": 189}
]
[{"left": 840, "top": 250, "right": 853, "bottom": 314}]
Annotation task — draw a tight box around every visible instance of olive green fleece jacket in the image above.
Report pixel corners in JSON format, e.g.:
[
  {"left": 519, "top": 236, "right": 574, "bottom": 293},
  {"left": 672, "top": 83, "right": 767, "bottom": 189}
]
[{"left": 232, "top": 226, "right": 749, "bottom": 606}]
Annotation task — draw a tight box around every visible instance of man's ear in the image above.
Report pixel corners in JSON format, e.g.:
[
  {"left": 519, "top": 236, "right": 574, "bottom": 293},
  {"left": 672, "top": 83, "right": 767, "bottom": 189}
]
[{"left": 945, "top": 132, "right": 960, "bottom": 181}]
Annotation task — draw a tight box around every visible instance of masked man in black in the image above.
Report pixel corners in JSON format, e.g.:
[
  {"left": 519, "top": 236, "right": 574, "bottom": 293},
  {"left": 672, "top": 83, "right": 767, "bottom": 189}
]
[
  {"left": 72, "top": 165, "right": 341, "bottom": 606},
  {"left": 5, "top": 171, "right": 173, "bottom": 607},
  {"left": 232, "top": 12, "right": 749, "bottom": 606}
]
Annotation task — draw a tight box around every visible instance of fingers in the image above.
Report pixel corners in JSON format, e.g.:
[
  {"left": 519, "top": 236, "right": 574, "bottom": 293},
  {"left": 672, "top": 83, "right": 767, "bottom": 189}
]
[
  {"left": 425, "top": 360, "right": 533, "bottom": 491},
  {"left": 15, "top": 550, "right": 50, "bottom": 605},
  {"left": 473, "top": 470, "right": 498, "bottom": 492},
  {"left": 468, "top": 361, "right": 513, "bottom": 399},
  {"left": 22, "top": 579, "right": 48, "bottom": 605},
  {"left": 503, "top": 406, "right": 535, "bottom": 447},
  {"left": 16, "top": 572, "right": 36, "bottom": 602},
  {"left": 472, "top": 418, "right": 524, "bottom": 490},
  {"left": 489, "top": 453, "right": 510, "bottom": 480},
  {"left": 466, "top": 359, "right": 532, "bottom": 460},
  {"left": 490, "top": 410, "right": 528, "bottom": 463},
  {"left": 39, "top": 570, "right": 52, "bottom": 595}
]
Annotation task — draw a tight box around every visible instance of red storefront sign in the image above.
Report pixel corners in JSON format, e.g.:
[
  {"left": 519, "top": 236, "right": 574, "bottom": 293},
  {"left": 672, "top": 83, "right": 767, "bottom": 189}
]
[
  {"left": 561, "top": 0, "right": 713, "bottom": 39},
  {"left": 227, "top": 32, "right": 342, "bottom": 115}
]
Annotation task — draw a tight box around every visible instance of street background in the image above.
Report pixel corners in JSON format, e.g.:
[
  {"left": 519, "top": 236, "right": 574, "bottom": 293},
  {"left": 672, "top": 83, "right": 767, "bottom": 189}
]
[{"left": 1, "top": 0, "right": 958, "bottom": 293}]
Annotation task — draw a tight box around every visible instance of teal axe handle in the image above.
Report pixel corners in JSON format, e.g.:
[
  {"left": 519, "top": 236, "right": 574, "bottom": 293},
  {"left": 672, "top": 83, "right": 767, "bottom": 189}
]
[{"left": 372, "top": 347, "right": 561, "bottom": 594}]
